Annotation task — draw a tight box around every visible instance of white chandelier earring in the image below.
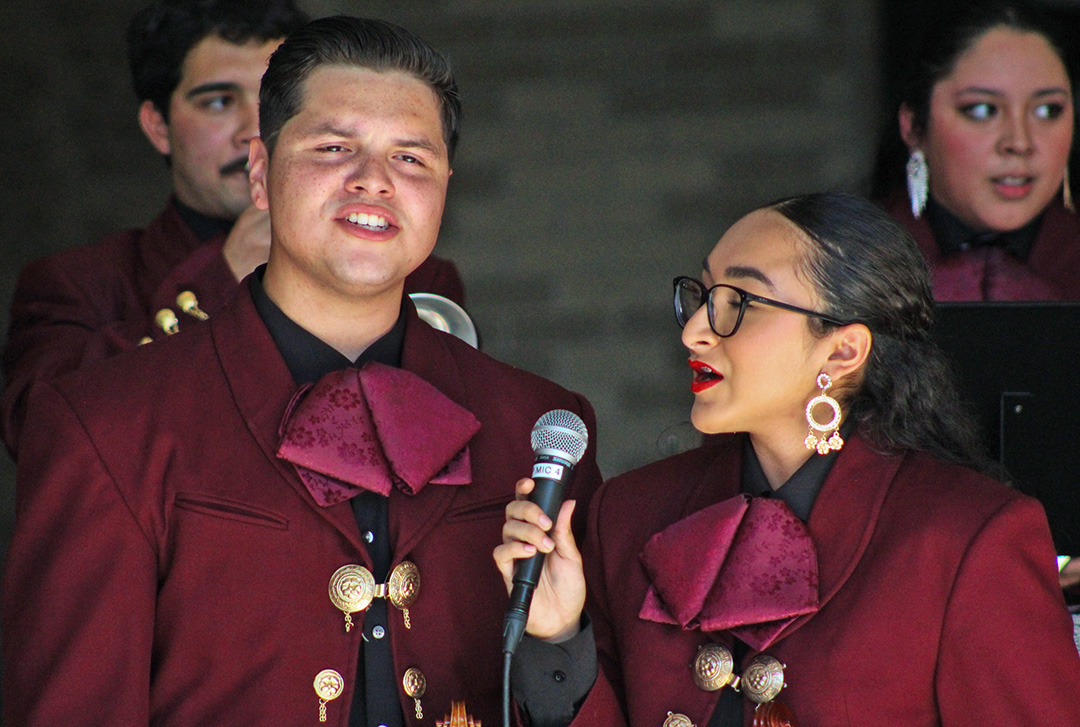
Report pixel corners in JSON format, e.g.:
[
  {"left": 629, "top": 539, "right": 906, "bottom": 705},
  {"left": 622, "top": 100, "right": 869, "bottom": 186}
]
[
  {"left": 906, "top": 149, "right": 929, "bottom": 219},
  {"left": 804, "top": 373, "right": 844, "bottom": 455}
]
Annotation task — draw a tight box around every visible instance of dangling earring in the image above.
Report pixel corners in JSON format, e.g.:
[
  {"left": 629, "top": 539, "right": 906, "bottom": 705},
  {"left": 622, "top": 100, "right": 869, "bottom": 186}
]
[
  {"left": 906, "top": 150, "right": 929, "bottom": 219},
  {"left": 1064, "top": 165, "right": 1075, "bottom": 213},
  {"left": 804, "top": 373, "right": 844, "bottom": 455}
]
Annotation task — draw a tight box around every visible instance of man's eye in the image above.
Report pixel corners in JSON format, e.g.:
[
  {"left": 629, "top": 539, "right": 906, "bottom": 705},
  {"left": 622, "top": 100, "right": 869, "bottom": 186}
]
[
  {"left": 960, "top": 102, "right": 995, "bottom": 120},
  {"left": 200, "top": 96, "right": 231, "bottom": 111},
  {"left": 318, "top": 145, "right": 348, "bottom": 153},
  {"left": 396, "top": 154, "right": 422, "bottom": 165}
]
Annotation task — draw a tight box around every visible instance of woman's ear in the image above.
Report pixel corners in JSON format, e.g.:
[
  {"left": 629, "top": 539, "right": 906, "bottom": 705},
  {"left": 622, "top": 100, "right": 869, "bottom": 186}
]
[
  {"left": 825, "top": 323, "right": 872, "bottom": 387},
  {"left": 898, "top": 103, "right": 921, "bottom": 153}
]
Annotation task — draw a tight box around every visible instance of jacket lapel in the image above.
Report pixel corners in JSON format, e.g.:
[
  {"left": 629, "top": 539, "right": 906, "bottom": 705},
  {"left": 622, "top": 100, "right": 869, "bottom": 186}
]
[
  {"left": 768, "top": 433, "right": 902, "bottom": 644},
  {"left": 389, "top": 303, "right": 472, "bottom": 559},
  {"left": 211, "top": 285, "right": 368, "bottom": 553}
]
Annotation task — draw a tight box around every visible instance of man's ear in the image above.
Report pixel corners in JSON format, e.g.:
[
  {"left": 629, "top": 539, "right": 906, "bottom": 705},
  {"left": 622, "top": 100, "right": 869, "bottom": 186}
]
[
  {"left": 248, "top": 137, "right": 271, "bottom": 211},
  {"left": 898, "top": 103, "right": 921, "bottom": 153},
  {"left": 138, "top": 100, "right": 172, "bottom": 156},
  {"left": 825, "top": 323, "right": 872, "bottom": 387}
]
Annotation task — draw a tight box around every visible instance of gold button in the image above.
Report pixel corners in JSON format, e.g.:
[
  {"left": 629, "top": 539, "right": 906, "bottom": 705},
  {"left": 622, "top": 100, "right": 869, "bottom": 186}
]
[
  {"left": 692, "top": 642, "right": 735, "bottom": 692},
  {"left": 663, "top": 712, "right": 696, "bottom": 727},
  {"left": 402, "top": 667, "right": 427, "bottom": 698},
  {"left": 388, "top": 560, "right": 420, "bottom": 609},
  {"left": 740, "top": 654, "right": 786, "bottom": 704},
  {"left": 313, "top": 669, "right": 344, "bottom": 701}
]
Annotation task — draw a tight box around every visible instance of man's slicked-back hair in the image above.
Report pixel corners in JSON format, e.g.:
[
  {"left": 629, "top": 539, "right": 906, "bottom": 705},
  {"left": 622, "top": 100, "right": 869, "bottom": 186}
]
[
  {"left": 127, "top": 0, "right": 308, "bottom": 119},
  {"left": 258, "top": 15, "right": 462, "bottom": 163}
]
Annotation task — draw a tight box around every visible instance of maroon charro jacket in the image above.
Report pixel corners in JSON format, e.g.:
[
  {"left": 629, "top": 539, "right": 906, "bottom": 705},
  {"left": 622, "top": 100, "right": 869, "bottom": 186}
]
[
  {"left": 570, "top": 434, "right": 1080, "bottom": 727},
  {"left": 0, "top": 200, "right": 466, "bottom": 458},
  {"left": 2, "top": 286, "right": 596, "bottom": 726},
  {"left": 879, "top": 190, "right": 1080, "bottom": 301}
]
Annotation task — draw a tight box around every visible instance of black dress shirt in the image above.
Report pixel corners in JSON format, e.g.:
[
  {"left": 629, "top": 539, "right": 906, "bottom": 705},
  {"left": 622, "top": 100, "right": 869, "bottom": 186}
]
[
  {"left": 706, "top": 431, "right": 845, "bottom": 727},
  {"left": 173, "top": 197, "right": 234, "bottom": 243},
  {"left": 925, "top": 196, "right": 1042, "bottom": 260},
  {"left": 250, "top": 269, "right": 407, "bottom": 727}
]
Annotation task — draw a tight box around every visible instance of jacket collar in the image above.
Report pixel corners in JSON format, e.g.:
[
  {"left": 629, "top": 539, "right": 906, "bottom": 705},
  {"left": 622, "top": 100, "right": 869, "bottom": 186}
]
[
  {"left": 212, "top": 281, "right": 474, "bottom": 559},
  {"left": 685, "top": 433, "right": 902, "bottom": 650}
]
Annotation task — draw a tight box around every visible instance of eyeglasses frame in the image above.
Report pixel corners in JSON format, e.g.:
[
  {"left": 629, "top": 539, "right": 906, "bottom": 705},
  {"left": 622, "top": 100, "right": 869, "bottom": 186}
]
[{"left": 673, "top": 275, "right": 850, "bottom": 338}]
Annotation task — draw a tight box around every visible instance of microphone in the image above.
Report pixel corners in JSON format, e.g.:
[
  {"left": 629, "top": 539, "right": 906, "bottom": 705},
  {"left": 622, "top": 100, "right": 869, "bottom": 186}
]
[{"left": 501, "top": 409, "right": 589, "bottom": 656}]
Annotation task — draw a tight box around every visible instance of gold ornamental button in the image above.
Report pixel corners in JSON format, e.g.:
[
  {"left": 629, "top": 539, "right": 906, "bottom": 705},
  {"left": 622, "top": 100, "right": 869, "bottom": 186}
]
[
  {"left": 329, "top": 564, "right": 376, "bottom": 614},
  {"left": 740, "top": 654, "right": 786, "bottom": 704},
  {"left": 329, "top": 564, "right": 376, "bottom": 632},
  {"left": 314, "top": 669, "right": 344, "bottom": 723},
  {"left": 663, "top": 712, "right": 696, "bottom": 727},
  {"left": 314, "top": 669, "right": 345, "bottom": 701},
  {"left": 402, "top": 667, "right": 427, "bottom": 698},
  {"left": 388, "top": 561, "right": 420, "bottom": 609},
  {"left": 692, "top": 642, "right": 735, "bottom": 692}
]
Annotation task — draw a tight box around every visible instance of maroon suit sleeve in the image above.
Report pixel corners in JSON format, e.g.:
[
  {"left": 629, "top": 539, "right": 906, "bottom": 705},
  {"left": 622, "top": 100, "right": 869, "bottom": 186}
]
[
  {"left": 558, "top": 479, "right": 630, "bottom": 727},
  {"left": 2, "top": 382, "right": 157, "bottom": 725},
  {"left": 1, "top": 230, "right": 236, "bottom": 459},
  {"left": 936, "top": 496, "right": 1080, "bottom": 723}
]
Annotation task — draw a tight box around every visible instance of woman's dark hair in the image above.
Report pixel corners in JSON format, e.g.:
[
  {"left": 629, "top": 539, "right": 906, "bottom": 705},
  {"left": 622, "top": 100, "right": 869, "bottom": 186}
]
[
  {"left": 259, "top": 16, "right": 462, "bottom": 163},
  {"left": 870, "top": 0, "right": 1073, "bottom": 199},
  {"left": 127, "top": 0, "right": 309, "bottom": 120},
  {"left": 769, "top": 192, "right": 992, "bottom": 472}
]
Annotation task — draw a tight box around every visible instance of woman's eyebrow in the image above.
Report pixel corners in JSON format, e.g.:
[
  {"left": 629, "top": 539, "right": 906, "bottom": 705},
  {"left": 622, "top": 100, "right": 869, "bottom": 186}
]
[{"left": 725, "top": 265, "right": 775, "bottom": 291}]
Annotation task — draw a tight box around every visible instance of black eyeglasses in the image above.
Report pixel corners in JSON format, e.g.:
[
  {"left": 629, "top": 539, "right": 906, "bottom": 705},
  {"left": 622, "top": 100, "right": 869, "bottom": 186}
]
[{"left": 673, "top": 276, "right": 849, "bottom": 338}]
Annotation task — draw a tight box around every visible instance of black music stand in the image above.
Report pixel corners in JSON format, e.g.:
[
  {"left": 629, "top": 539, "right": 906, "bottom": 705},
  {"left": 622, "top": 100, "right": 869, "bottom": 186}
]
[{"left": 932, "top": 302, "right": 1080, "bottom": 555}]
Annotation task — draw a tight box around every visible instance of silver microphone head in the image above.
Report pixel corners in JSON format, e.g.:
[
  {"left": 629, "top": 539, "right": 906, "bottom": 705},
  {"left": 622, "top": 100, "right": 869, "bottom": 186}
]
[{"left": 530, "top": 409, "right": 588, "bottom": 466}]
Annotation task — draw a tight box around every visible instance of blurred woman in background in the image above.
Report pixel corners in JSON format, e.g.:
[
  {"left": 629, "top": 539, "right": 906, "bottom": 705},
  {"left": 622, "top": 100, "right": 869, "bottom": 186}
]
[
  {"left": 497, "top": 192, "right": 1080, "bottom": 727},
  {"left": 874, "top": 0, "right": 1080, "bottom": 300}
]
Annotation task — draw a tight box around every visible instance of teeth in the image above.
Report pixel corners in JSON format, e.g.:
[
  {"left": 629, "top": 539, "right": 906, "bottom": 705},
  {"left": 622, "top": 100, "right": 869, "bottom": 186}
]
[
  {"left": 346, "top": 212, "right": 390, "bottom": 230},
  {"left": 998, "top": 177, "right": 1029, "bottom": 186}
]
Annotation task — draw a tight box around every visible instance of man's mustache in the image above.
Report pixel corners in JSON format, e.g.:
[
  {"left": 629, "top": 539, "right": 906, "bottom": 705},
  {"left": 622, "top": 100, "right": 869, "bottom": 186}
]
[{"left": 220, "top": 157, "right": 250, "bottom": 176}]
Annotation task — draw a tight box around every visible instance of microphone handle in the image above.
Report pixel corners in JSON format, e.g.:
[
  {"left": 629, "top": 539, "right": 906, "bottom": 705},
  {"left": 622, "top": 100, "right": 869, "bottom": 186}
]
[
  {"left": 510, "top": 473, "right": 567, "bottom": 591},
  {"left": 502, "top": 455, "right": 575, "bottom": 654}
]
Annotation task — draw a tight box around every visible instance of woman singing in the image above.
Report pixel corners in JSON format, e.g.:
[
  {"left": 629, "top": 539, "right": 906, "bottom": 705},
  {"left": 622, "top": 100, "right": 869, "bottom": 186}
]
[{"left": 496, "top": 192, "right": 1080, "bottom": 726}]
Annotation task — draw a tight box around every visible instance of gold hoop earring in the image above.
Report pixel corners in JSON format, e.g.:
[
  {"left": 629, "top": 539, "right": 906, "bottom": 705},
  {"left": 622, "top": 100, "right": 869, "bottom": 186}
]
[{"left": 804, "top": 373, "right": 843, "bottom": 455}]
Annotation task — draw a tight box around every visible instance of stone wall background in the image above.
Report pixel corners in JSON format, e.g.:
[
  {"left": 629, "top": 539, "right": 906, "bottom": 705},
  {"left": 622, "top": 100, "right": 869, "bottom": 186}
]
[
  {"left": 0, "top": 0, "right": 881, "bottom": 560},
  {"left": 0, "top": 2, "right": 884, "bottom": 703}
]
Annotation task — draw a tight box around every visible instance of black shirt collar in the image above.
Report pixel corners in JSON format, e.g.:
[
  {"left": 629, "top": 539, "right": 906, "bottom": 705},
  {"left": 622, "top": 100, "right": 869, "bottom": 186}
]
[
  {"left": 926, "top": 196, "right": 1041, "bottom": 260},
  {"left": 173, "top": 196, "right": 234, "bottom": 243},
  {"left": 248, "top": 266, "right": 405, "bottom": 384},
  {"left": 739, "top": 422, "right": 852, "bottom": 522}
]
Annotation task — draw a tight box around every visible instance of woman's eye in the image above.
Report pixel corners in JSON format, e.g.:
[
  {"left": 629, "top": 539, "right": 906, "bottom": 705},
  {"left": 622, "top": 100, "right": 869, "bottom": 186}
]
[
  {"left": 1035, "top": 102, "right": 1066, "bottom": 120},
  {"left": 960, "top": 102, "right": 995, "bottom": 120}
]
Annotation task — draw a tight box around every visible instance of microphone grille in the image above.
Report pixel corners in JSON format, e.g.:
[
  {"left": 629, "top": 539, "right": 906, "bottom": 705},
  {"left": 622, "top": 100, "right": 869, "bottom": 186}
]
[{"left": 531, "top": 409, "right": 589, "bottom": 465}]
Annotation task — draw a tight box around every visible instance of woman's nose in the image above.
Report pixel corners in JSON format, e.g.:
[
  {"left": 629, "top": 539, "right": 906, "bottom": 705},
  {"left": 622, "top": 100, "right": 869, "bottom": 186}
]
[{"left": 682, "top": 304, "right": 718, "bottom": 351}]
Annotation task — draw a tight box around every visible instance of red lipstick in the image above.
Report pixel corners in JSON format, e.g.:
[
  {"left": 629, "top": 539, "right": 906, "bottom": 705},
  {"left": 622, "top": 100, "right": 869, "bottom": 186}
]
[{"left": 689, "top": 359, "right": 722, "bottom": 393}]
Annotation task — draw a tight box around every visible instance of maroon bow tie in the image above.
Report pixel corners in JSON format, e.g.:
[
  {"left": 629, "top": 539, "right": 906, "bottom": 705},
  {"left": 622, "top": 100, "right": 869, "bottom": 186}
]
[
  {"left": 639, "top": 494, "right": 819, "bottom": 651},
  {"left": 277, "top": 363, "right": 480, "bottom": 506}
]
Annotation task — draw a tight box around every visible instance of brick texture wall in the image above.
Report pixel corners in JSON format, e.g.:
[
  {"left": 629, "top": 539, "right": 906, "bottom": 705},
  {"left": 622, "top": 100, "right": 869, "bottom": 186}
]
[{"left": 0, "top": 0, "right": 881, "bottom": 546}]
